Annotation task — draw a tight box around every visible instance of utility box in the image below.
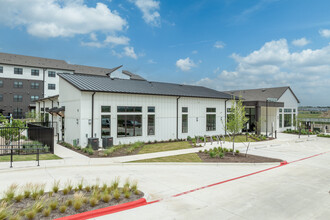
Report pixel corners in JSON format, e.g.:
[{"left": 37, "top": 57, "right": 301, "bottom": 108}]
[
  {"left": 88, "top": 138, "right": 99, "bottom": 150},
  {"left": 102, "top": 137, "right": 113, "bottom": 149}
]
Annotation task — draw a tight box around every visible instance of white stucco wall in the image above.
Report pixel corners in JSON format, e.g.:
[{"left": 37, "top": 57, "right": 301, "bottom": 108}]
[{"left": 277, "top": 88, "right": 299, "bottom": 132}]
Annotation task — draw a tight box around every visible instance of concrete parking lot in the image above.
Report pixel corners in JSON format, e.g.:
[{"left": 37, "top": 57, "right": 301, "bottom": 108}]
[{"left": 0, "top": 134, "right": 329, "bottom": 219}]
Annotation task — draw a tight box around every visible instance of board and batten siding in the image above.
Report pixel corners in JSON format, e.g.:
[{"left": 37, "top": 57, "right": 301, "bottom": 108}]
[{"left": 277, "top": 88, "right": 299, "bottom": 132}]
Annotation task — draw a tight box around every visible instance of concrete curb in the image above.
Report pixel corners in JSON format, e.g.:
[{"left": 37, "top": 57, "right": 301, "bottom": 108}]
[{"left": 55, "top": 198, "right": 147, "bottom": 220}]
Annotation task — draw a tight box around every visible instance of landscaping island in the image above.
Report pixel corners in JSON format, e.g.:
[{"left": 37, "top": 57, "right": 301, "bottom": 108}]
[{"left": 0, "top": 178, "right": 143, "bottom": 220}]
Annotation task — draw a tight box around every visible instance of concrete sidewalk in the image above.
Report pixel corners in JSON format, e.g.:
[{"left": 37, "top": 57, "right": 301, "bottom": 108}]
[{"left": 0, "top": 133, "right": 319, "bottom": 170}]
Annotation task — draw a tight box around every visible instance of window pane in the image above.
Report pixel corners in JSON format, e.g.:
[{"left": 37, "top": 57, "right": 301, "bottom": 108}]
[
  {"left": 117, "top": 106, "right": 126, "bottom": 112},
  {"left": 101, "top": 115, "right": 111, "bottom": 137},
  {"left": 101, "top": 106, "right": 111, "bottom": 113},
  {"left": 182, "top": 107, "right": 188, "bottom": 113},
  {"left": 206, "top": 114, "right": 216, "bottom": 131},
  {"left": 148, "top": 115, "right": 155, "bottom": 135},
  {"left": 48, "top": 84, "right": 56, "bottom": 90},
  {"left": 31, "top": 69, "right": 39, "bottom": 76},
  {"left": 0, "top": 80, "right": 3, "bottom": 87},
  {"left": 284, "top": 114, "right": 292, "bottom": 127},
  {"left": 148, "top": 106, "right": 155, "bottom": 113},
  {"left": 14, "top": 68, "right": 23, "bottom": 75},
  {"left": 48, "top": 71, "right": 56, "bottom": 77},
  {"left": 279, "top": 114, "right": 282, "bottom": 128},
  {"left": 117, "top": 115, "right": 126, "bottom": 137},
  {"left": 0, "top": 66, "right": 3, "bottom": 73},
  {"left": 0, "top": 94, "right": 3, "bottom": 102},
  {"left": 117, "top": 106, "right": 142, "bottom": 112},
  {"left": 117, "top": 115, "right": 142, "bottom": 137},
  {"left": 206, "top": 108, "right": 216, "bottom": 113},
  {"left": 182, "top": 114, "right": 188, "bottom": 133}
]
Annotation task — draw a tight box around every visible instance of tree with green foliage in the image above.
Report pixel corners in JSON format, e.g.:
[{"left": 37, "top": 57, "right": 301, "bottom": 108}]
[
  {"left": 0, "top": 114, "right": 27, "bottom": 145},
  {"left": 226, "top": 97, "right": 248, "bottom": 155}
]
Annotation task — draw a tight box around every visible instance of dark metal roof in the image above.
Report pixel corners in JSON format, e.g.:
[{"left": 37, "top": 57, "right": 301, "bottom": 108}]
[
  {"left": 0, "top": 52, "right": 118, "bottom": 76},
  {"left": 58, "top": 73, "right": 234, "bottom": 100},
  {"left": 122, "top": 70, "right": 146, "bottom": 81},
  {"left": 224, "top": 86, "right": 300, "bottom": 103}
]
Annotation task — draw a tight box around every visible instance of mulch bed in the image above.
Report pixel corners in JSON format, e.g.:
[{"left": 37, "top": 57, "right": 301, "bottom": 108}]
[
  {"left": 197, "top": 152, "right": 282, "bottom": 163},
  {"left": 7, "top": 189, "right": 144, "bottom": 220},
  {"left": 60, "top": 141, "right": 201, "bottom": 158}
]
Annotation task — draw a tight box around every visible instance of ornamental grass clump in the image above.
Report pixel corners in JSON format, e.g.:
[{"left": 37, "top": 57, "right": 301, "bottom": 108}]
[
  {"left": 42, "top": 207, "right": 51, "bottom": 217},
  {"left": 25, "top": 209, "right": 36, "bottom": 220},
  {"left": 0, "top": 202, "right": 10, "bottom": 220},
  {"left": 65, "top": 199, "right": 73, "bottom": 207},
  {"left": 89, "top": 197, "right": 99, "bottom": 207},
  {"left": 84, "top": 185, "right": 91, "bottom": 192},
  {"left": 124, "top": 191, "right": 131, "bottom": 199},
  {"left": 52, "top": 180, "right": 60, "bottom": 193},
  {"left": 102, "top": 193, "right": 111, "bottom": 203},
  {"left": 111, "top": 177, "right": 120, "bottom": 190},
  {"left": 59, "top": 205, "right": 67, "bottom": 213},
  {"left": 78, "top": 178, "right": 84, "bottom": 191},
  {"left": 73, "top": 192, "right": 85, "bottom": 211},
  {"left": 49, "top": 200, "right": 58, "bottom": 210},
  {"left": 14, "top": 194, "right": 23, "bottom": 203},
  {"left": 130, "top": 180, "right": 138, "bottom": 192},
  {"left": 124, "top": 178, "right": 130, "bottom": 188},
  {"left": 3, "top": 183, "right": 18, "bottom": 202},
  {"left": 113, "top": 189, "right": 120, "bottom": 201}
]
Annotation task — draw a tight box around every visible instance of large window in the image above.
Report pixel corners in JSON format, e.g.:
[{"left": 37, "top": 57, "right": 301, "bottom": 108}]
[
  {"left": 14, "top": 81, "right": 23, "bottom": 88},
  {"left": 101, "top": 115, "right": 111, "bottom": 138},
  {"left": 48, "top": 84, "right": 56, "bottom": 90},
  {"left": 31, "top": 69, "right": 39, "bottom": 76},
  {"left": 182, "top": 114, "right": 188, "bottom": 133},
  {"left": 13, "top": 95, "right": 23, "bottom": 102},
  {"left": 117, "top": 115, "right": 142, "bottom": 137},
  {"left": 48, "top": 71, "right": 56, "bottom": 77},
  {"left": 206, "top": 108, "right": 216, "bottom": 131},
  {"left": 31, "top": 82, "right": 40, "bottom": 89},
  {"left": 148, "top": 115, "right": 155, "bottom": 135},
  {"left": 284, "top": 114, "right": 292, "bottom": 127},
  {"left": 117, "top": 106, "right": 142, "bottom": 112},
  {"left": 279, "top": 114, "right": 283, "bottom": 128},
  {"left": 0, "top": 66, "right": 3, "bottom": 73},
  {"left": 14, "top": 68, "right": 23, "bottom": 75}
]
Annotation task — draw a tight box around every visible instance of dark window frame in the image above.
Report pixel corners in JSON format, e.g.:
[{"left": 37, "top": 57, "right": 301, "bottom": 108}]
[
  {"left": 148, "top": 114, "right": 155, "bottom": 135},
  {"left": 101, "top": 115, "right": 111, "bottom": 138},
  {"left": 148, "top": 106, "right": 155, "bottom": 113},
  {"left": 182, "top": 114, "right": 188, "bottom": 133},
  {"left": 48, "top": 84, "right": 56, "bottom": 90},
  {"left": 31, "top": 69, "right": 39, "bottom": 76},
  {"left": 0, "top": 80, "right": 3, "bottom": 88},
  {"left": 31, "top": 82, "right": 40, "bottom": 89},
  {"left": 48, "top": 71, "right": 56, "bottom": 77},
  {"left": 206, "top": 114, "right": 216, "bottom": 131},
  {"left": 13, "top": 95, "right": 23, "bottom": 102},
  {"left": 101, "top": 106, "right": 111, "bottom": 113},
  {"left": 117, "top": 114, "right": 142, "bottom": 137},
  {"left": 206, "top": 108, "right": 216, "bottom": 113},
  {"left": 14, "top": 81, "right": 23, "bottom": 88},
  {"left": 30, "top": 96, "right": 39, "bottom": 102},
  {"left": 117, "top": 106, "right": 142, "bottom": 113},
  {"left": 14, "top": 67, "right": 23, "bottom": 75},
  {"left": 0, "top": 94, "right": 3, "bottom": 102},
  {"left": 182, "top": 107, "right": 188, "bottom": 113},
  {"left": 0, "top": 66, "right": 3, "bottom": 73}
]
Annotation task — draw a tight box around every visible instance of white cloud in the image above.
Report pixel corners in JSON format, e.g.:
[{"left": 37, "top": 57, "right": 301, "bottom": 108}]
[
  {"left": 0, "top": 0, "right": 127, "bottom": 38},
  {"left": 130, "top": 0, "right": 160, "bottom": 27},
  {"left": 194, "top": 38, "right": 330, "bottom": 105},
  {"left": 123, "top": 47, "right": 138, "bottom": 59},
  {"left": 292, "top": 37, "right": 310, "bottom": 47},
  {"left": 176, "top": 57, "right": 197, "bottom": 71},
  {"left": 104, "top": 35, "right": 130, "bottom": 46},
  {"left": 214, "top": 41, "right": 225, "bottom": 49},
  {"left": 90, "top": 33, "right": 98, "bottom": 41},
  {"left": 319, "top": 29, "right": 330, "bottom": 38},
  {"left": 192, "top": 50, "right": 198, "bottom": 54},
  {"left": 81, "top": 41, "right": 104, "bottom": 48},
  {"left": 148, "top": 59, "right": 157, "bottom": 64}
]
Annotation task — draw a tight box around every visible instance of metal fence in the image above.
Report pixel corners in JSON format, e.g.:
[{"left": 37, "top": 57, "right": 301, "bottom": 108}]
[{"left": 0, "top": 126, "right": 54, "bottom": 156}]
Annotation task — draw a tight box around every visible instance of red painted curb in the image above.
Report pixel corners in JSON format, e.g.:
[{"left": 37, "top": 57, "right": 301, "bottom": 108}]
[{"left": 55, "top": 198, "right": 147, "bottom": 220}]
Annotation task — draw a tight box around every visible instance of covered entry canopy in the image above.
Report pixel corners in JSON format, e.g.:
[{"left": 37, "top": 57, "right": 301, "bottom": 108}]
[{"left": 47, "top": 106, "right": 65, "bottom": 117}]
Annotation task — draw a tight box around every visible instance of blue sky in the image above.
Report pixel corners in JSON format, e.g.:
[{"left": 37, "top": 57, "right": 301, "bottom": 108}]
[{"left": 0, "top": 0, "right": 330, "bottom": 106}]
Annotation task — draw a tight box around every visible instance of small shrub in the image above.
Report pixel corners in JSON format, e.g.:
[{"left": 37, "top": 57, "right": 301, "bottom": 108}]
[
  {"left": 111, "top": 177, "right": 120, "bottom": 190},
  {"left": 65, "top": 180, "right": 73, "bottom": 192},
  {"left": 33, "top": 200, "right": 44, "bottom": 213},
  {"left": 217, "top": 152, "right": 224, "bottom": 158},
  {"left": 4, "top": 183, "right": 18, "bottom": 202},
  {"left": 124, "top": 178, "right": 130, "bottom": 188},
  {"left": 229, "top": 148, "right": 234, "bottom": 153},
  {"left": 134, "top": 189, "right": 140, "bottom": 195},
  {"left": 74, "top": 187, "right": 79, "bottom": 192},
  {"left": 89, "top": 197, "right": 99, "bottom": 207},
  {"left": 49, "top": 200, "right": 58, "bottom": 210},
  {"left": 122, "top": 186, "right": 130, "bottom": 194},
  {"left": 85, "top": 185, "right": 91, "bottom": 192},
  {"left": 130, "top": 180, "right": 138, "bottom": 191},
  {"left": 0, "top": 202, "right": 10, "bottom": 220},
  {"left": 73, "top": 200, "right": 82, "bottom": 211},
  {"left": 209, "top": 151, "right": 216, "bottom": 158},
  {"left": 25, "top": 210, "right": 36, "bottom": 220},
  {"left": 24, "top": 190, "right": 31, "bottom": 199},
  {"left": 113, "top": 189, "right": 120, "bottom": 200},
  {"left": 52, "top": 180, "right": 60, "bottom": 193},
  {"left": 42, "top": 207, "right": 51, "bottom": 217},
  {"left": 59, "top": 205, "right": 67, "bottom": 213},
  {"left": 187, "top": 136, "right": 192, "bottom": 141},
  {"left": 14, "top": 194, "right": 24, "bottom": 203},
  {"left": 203, "top": 149, "right": 208, "bottom": 153},
  {"left": 78, "top": 178, "right": 84, "bottom": 190},
  {"left": 236, "top": 150, "right": 240, "bottom": 154},
  {"left": 65, "top": 199, "right": 73, "bottom": 207},
  {"left": 101, "top": 183, "right": 108, "bottom": 192},
  {"left": 124, "top": 191, "right": 131, "bottom": 199},
  {"left": 102, "top": 193, "right": 111, "bottom": 203},
  {"left": 62, "top": 188, "right": 69, "bottom": 195}
]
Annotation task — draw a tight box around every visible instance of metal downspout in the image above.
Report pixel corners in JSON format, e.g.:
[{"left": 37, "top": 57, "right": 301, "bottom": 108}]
[
  {"left": 91, "top": 92, "right": 96, "bottom": 137},
  {"left": 176, "top": 96, "right": 181, "bottom": 140}
]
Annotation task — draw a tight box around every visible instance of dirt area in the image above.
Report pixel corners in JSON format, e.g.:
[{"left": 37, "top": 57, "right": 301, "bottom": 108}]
[{"left": 197, "top": 152, "right": 282, "bottom": 163}]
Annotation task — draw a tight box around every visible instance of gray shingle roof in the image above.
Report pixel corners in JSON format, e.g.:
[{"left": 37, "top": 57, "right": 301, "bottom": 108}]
[
  {"left": 0, "top": 52, "right": 116, "bottom": 75},
  {"left": 59, "top": 73, "right": 234, "bottom": 99},
  {"left": 224, "top": 86, "right": 300, "bottom": 103}
]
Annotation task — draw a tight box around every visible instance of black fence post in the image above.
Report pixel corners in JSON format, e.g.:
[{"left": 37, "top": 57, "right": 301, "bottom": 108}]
[
  {"left": 37, "top": 148, "right": 40, "bottom": 166},
  {"left": 10, "top": 146, "right": 13, "bottom": 168}
]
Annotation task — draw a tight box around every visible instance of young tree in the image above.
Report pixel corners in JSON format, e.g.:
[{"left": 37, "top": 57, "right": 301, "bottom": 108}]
[
  {"left": 0, "top": 114, "right": 26, "bottom": 145},
  {"left": 226, "top": 97, "right": 248, "bottom": 155}
]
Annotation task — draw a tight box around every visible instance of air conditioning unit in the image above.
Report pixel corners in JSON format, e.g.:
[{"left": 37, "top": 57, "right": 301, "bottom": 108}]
[
  {"left": 88, "top": 138, "right": 99, "bottom": 150},
  {"left": 102, "top": 137, "right": 113, "bottom": 149}
]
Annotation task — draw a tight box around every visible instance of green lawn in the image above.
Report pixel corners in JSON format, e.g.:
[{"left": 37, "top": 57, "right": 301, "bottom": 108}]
[
  {"left": 138, "top": 141, "right": 192, "bottom": 154},
  {"left": 298, "top": 113, "right": 322, "bottom": 119},
  {"left": 0, "top": 154, "right": 61, "bottom": 162},
  {"left": 130, "top": 153, "right": 202, "bottom": 163},
  {"left": 223, "top": 135, "right": 256, "bottom": 143}
]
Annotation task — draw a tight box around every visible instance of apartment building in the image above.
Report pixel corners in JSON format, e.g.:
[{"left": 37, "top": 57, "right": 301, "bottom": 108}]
[{"left": 0, "top": 52, "right": 119, "bottom": 118}]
